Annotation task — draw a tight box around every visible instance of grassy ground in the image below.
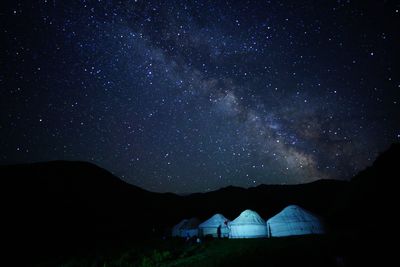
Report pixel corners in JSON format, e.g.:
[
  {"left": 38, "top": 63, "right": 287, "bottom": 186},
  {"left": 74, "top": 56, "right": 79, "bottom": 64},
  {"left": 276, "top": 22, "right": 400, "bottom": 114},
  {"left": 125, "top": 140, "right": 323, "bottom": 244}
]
[{"left": 36, "top": 235, "right": 344, "bottom": 267}]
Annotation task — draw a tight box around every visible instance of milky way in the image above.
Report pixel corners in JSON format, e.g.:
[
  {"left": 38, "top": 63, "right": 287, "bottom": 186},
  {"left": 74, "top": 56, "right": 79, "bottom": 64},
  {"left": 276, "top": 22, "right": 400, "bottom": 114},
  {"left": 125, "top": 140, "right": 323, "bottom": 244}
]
[{"left": 1, "top": 1, "right": 399, "bottom": 193}]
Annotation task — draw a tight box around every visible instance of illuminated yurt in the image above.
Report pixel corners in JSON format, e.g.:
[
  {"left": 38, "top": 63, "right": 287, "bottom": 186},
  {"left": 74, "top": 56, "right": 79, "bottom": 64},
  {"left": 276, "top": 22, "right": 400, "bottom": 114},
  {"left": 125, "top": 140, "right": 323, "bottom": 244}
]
[
  {"left": 172, "top": 219, "right": 188, "bottom": 237},
  {"left": 266, "top": 205, "right": 325, "bottom": 237},
  {"left": 179, "top": 217, "right": 200, "bottom": 238},
  {"left": 199, "top": 213, "right": 230, "bottom": 238},
  {"left": 229, "top": 209, "right": 267, "bottom": 238}
]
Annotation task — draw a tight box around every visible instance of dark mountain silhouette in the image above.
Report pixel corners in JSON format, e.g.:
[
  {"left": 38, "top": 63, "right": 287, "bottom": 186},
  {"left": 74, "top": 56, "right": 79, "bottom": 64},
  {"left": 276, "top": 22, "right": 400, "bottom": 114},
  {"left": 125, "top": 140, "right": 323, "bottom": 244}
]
[
  {"left": 332, "top": 143, "right": 398, "bottom": 227},
  {"left": 1, "top": 143, "right": 398, "bottom": 265},
  {"left": 1, "top": 161, "right": 179, "bottom": 263},
  {"left": 182, "top": 179, "right": 347, "bottom": 223},
  {"left": 330, "top": 143, "right": 399, "bottom": 267}
]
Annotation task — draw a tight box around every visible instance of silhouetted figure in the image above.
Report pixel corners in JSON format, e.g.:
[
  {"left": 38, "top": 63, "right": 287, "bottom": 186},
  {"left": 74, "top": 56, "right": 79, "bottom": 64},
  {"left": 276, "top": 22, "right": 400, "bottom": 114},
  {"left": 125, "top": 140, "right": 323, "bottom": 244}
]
[{"left": 217, "top": 225, "right": 222, "bottom": 239}]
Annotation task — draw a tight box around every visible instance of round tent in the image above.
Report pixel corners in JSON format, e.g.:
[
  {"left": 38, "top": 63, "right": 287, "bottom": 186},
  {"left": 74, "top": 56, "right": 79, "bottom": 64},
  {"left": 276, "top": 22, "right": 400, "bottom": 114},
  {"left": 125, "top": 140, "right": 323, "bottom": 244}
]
[
  {"left": 199, "top": 214, "right": 230, "bottom": 238},
  {"left": 172, "top": 219, "right": 188, "bottom": 237},
  {"left": 179, "top": 217, "right": 200, "bottom": 238},
  {"left": 229, "top": 209, "right": 267, "bottom": 238},
  {"left": 266, "top": 205, "right": 325, "bottom": 237}
]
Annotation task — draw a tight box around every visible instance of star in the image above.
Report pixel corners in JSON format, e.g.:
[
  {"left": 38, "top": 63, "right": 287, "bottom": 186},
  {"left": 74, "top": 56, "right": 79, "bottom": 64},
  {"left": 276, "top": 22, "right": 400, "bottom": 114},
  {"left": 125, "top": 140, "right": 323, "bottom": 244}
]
[{"left": 0, "top": 0, "right": 398, "bottom": 193}]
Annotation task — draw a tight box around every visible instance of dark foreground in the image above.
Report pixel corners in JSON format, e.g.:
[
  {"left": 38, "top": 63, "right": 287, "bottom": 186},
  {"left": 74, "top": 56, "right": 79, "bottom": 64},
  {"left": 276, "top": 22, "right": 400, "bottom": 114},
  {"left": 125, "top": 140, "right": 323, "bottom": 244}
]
[
  {"left": 3, "top": 144, "right": 397, "bottom": 266},
  {"left": 35, "top": 234, "right": 376, "bottom": 267}
]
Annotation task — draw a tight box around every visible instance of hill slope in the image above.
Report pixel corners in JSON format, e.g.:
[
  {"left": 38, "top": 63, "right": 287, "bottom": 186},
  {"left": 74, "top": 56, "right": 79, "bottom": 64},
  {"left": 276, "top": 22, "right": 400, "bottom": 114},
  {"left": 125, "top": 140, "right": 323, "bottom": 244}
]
[{"left": 1, "top": 143, "right": 398, "bottom": 265}]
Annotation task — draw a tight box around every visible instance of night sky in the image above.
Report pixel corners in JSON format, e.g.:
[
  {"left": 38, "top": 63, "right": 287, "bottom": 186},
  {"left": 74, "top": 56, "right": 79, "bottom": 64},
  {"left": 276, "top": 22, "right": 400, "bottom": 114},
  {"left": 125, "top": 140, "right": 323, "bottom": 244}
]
[{"left": 1, "top": 0, "right": 399, "bottom": 193}]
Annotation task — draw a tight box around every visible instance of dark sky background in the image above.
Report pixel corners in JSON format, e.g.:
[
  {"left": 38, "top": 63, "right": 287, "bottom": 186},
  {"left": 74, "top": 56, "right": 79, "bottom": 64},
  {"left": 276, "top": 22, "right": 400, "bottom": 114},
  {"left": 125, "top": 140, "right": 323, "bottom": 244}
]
[{"left": 1, "top": 0, "right": 399, "bottom": 193}]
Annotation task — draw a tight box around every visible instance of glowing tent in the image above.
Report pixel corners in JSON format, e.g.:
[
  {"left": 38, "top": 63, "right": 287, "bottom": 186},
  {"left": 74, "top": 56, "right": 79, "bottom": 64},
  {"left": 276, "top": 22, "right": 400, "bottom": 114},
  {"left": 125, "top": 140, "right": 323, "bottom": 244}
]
[
  {"left": 172, "top": 219, "right": 188, "bottom": 237},
  {"left": 199, "top": 214, "right": 230, "bottom": 238},
  {"left": 229, "top": 209, "right": 267, "bottom": 238},
  {"left": 179, "top": 217, "right": 200, "bottom": 238},
  {"left": 266, "top": 205, "right": 325, "bottom": 237}
]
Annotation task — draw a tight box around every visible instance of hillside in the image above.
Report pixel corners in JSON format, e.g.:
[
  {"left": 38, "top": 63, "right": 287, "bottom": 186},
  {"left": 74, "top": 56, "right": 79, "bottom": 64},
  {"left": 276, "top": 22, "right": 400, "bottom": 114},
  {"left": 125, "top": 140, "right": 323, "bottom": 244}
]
[{"left": 1, "top": 143, "right": 398, "bottom": 265}]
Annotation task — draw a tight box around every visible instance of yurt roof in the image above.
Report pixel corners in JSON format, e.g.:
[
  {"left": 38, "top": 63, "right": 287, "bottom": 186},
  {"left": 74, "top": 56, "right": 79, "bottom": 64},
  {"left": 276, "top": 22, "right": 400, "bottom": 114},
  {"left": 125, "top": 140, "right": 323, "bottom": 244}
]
[
  {"left": 173, "top": 219, "right": 188, "bottom": 230},
  {"left": 267, "top": 205, "right": 320, "bottom": 224},
  {"left": 230, "top": 209, "right": 265, "bottom": 225},
  {"left": 199, "top": 213, "right": 229, "bottom": 228},
  {"left": 180, "top": 217, "right": 200, "bottom": 229}
]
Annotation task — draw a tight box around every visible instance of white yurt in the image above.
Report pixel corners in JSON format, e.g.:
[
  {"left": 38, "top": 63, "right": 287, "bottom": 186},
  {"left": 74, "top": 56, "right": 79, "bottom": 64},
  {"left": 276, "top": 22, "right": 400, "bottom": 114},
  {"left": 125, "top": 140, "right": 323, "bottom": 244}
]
[
  {"left": 229, "top": 209, "right": 267, "bottom": 238},
  {"left": 179, "top": 217, "right": 200, "bottom": 238},
  {"left": 199, "top": 214, "right": 230, "bottom": 238},
  {"left": 266, "top": 205, "right": 325, "bottom": 237},
  {"left": 172, "top": 219, "right": 188, "bottom": 237}
]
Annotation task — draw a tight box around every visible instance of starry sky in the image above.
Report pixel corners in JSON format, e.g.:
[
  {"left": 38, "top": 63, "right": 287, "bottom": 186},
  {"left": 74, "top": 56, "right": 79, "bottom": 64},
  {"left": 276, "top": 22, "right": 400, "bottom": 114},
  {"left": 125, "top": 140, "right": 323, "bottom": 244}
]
[{"left": 1, "top": 0, "right": 399, "bottom": 193}]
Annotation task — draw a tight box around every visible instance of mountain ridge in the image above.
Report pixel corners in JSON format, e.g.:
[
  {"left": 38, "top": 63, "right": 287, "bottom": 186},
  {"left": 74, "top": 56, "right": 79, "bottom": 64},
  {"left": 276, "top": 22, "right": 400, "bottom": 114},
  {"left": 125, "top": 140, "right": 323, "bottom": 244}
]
[{"left": 1, "top": 143, "right": 398, "bottom": 265}]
